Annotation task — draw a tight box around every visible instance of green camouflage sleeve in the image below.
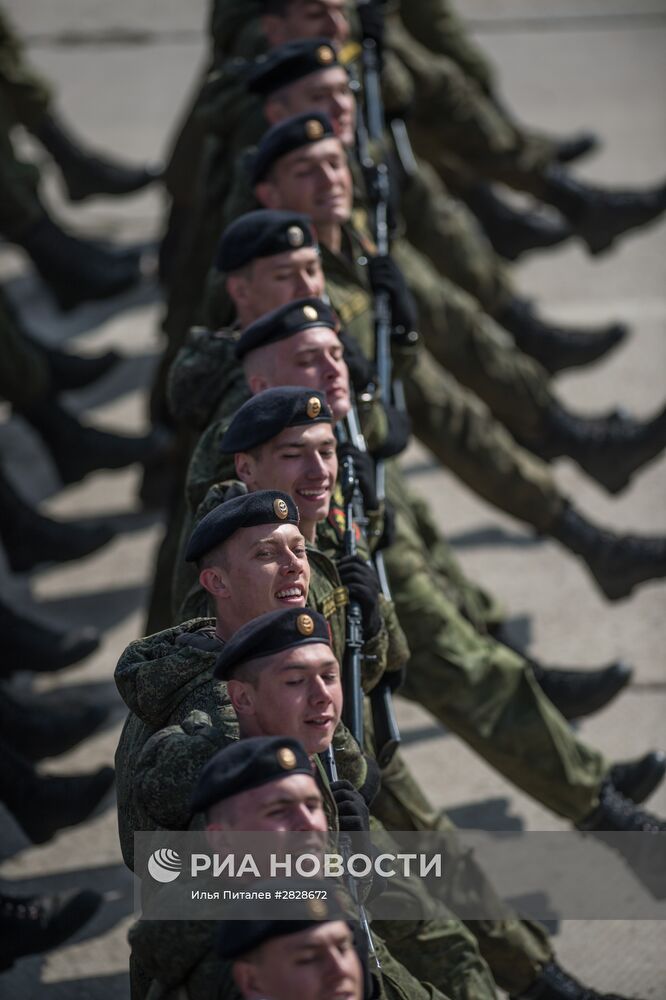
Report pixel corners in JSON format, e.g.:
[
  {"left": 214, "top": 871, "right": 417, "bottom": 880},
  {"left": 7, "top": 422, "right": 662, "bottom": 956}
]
[{"left": 136, "top": 711, "right": 236, "bottom": 833}]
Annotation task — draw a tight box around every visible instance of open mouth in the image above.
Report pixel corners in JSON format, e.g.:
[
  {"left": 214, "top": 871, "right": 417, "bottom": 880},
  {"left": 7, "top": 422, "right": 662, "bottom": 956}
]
[
  {"left": 296, "top": 487, "right": 329, "bottom": 503},
  {"left": 304, "top": 715, "right": 334, "bottom": 731},
  {"left": 275, "top": 585, "right": 305, "bottom": 603}
]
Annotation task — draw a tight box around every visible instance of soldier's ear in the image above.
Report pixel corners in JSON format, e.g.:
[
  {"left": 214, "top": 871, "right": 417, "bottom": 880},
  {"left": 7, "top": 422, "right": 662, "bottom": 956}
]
[
  {"left": 255, "top": 180, "right": 281, "bottom": 210},
  {"left": 235, "top": 451, "right": 257, "bottom": 487},
  {"left": 246, "top": 373, "right": 270, "bottom": 396},
  {"left": 232, "top": 957, "right": 263, "bottom": 996},
  {"left": 227, "top": 679, "right": 256, "bottom": 718},
  {"left": 227, "top": 274, "right": 249, "bottom": 311},
  {"left": 199, "top": 566, "right": 230, "bottom": 600}
]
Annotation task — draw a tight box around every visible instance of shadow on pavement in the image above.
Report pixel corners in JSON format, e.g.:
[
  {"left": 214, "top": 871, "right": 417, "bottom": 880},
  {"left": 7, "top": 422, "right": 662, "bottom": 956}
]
[
  {"left": 446, "top": 796, "right": 524, "bottom": 832},
  {"left": 37, "top": 583, "right": 149, "bottom": 632},
  {"left": 2, "top": 264, "right": 162, "bottom": 342},
  {"left": 448, "top": 526, "right": 542, "bottom": 550}
]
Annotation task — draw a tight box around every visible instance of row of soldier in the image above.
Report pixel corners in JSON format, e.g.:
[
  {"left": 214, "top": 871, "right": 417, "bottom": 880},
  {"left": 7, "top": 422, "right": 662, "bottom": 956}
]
[
  {"left": 117, "top": 1, "right": 666, "bottom": 996},
  {"left": 1, "top": 0, "right": 665, "bottom": 994}
]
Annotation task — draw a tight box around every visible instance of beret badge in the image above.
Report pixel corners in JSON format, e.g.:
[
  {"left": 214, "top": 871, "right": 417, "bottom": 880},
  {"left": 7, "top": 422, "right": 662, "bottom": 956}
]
[
  {"left": 274, "top": 497, "right": 289, "bottom": 520},
  {"left": 287, "top": 225, "right": 305, "bottom": 247},
  {"left": 277, "top": 746, "right": 298, "bottom": 770},
  {"left": 296, "top": 613, "right": 315, "bottom": 636},
  {"left": 305, "top": 118, "right": 325, "bottom": 141}
]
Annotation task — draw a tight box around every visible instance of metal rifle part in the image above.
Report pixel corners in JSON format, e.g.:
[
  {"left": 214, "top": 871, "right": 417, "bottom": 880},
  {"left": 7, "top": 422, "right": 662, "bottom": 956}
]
[
  {"left": 318, "top": 744, "right": 380, "bottom": 970},
  {"left": 341, "top": 452, "right": 366, "bottom": 749},
  {"left": 355, "top": 2, "right": 404, "bottom": 765}
]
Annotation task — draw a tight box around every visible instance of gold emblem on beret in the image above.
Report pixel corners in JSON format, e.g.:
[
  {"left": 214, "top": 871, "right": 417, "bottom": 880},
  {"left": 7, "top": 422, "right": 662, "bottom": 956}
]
[
  {"left": 306, "top": 396, "right": 322, "bottom": 419},
  {"left": 307, "top": 898, "right": 328, "bottom": 919},
  {"left": 287, "top": 225, "right": 304, "bottom": 248},
  {"left": 274, "top": 498, "right": 289, "bottom": 520},
  {"left": 316, "top": 45, "right": 334, "bottom": 65},
  {"left": 303, "top": 305, "right": 318, "bottom": 321},
  {"left": 296, "top": 613, "right": 315, "bottom": 636},
  {"left": 305, "top": 119, "right": 324, "bottom": 141},
  {"left": 277, "top": 746, "right": 297, "bottom": 770}
]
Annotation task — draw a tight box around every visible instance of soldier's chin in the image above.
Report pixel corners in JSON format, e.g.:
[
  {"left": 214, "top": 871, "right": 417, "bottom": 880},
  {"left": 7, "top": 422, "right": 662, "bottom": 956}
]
[{"left": 329, "top": 392, "right": 351, "bottom": 420}]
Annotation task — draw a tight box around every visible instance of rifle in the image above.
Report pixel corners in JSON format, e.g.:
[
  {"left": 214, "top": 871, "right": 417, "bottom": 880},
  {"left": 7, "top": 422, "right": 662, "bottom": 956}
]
[
  {"left": 354, "top": 0, "right": 404, "bottom": 767},
  {"left": 319, "top": 744, "right": 379, "bottom": 970},
  {"left": 340, "top": 450, "right": 366, "bottom": 748}
]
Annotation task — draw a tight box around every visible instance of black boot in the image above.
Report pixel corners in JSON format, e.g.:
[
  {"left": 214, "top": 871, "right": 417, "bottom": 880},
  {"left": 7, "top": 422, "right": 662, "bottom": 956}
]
[
  {"left": 550, "top": 503, "right": 666, "bottom": 601},
  {"left": 0, "top": 888, "right": 102, "bottom": 971},
  {"left": 497, "top": 298, "right": 627, "bottom": 374},
  {"left": 33, "top": 113, "right": 161, "bottom": 202},
  {"left": 578, "top": 780, "right": 666, "bottom": 899},
  {"left": 1, "top": 597, "right": 99, "bottom": 676},
  {"left": 465, "top": 183, "right": 573, "bottom": 261},
  {"left": 0, "top": 466, "right": 114, "bottom": 572},
  {"left": 554, "top": 131, "right": 600, "bottom": 165},
  {"left": 17, "top": 213, "right": 142, "bottom": 311},
  {"left": 0, "top": 686, "right": 109, "bottom": 761},
  {"left": 538, "top": 402, "right": 666, "bottom": 494},
  {"left": 0, "top": 739, "right": 115, "bottom": 844},
  {"left": 543, "top": 165, "right": 666, "bottom": 255},
  {"left": 530, "top": 660, "right": 632, "bottom": 720},
  {"left": 20, "top": 396, "right": 165, "bottom": 485},
  {"left": 610, "top": 752, "right": 666, "bottom": 805},
  {"left": 33, "top": 339, "right": 122, "bottom": 391},
  {"left": 515, "top": 961, "right": 626, "bottom": 1000}
]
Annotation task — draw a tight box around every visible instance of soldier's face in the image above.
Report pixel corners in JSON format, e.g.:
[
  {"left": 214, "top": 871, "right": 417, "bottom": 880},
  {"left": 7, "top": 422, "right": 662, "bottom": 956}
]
[
  {"left": 237, "top": 423, "right": 338, "bottom": 529},
  {"left": 230, "top": 643, "right": 342, "bottom": 755},
  {"left": 228, "top": 248, "right": 325, "bottom": 322},
  {"left": 267, "top": 67, "right": 356, "bottom": 148},
  {"left": 262, "top": 0, "right": 350, "bottom": 50},
  {"left": 208, "top": 773, "right": 327, "bottom": 834},
  {"left": 257, "top": 139, "right": 353, "bottom": 227},
  {"left": 234, "top": 920, "right": 363, "bottom": 1000},
  {"left": 201, "top": 523, "right": 310, "bottom": 625},
  {"left": 246, "top": 327, "right": 352, "bottom": 421}
]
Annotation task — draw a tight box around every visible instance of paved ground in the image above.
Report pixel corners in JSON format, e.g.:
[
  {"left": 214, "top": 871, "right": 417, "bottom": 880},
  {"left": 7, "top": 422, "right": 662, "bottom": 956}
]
[{"left": 1, "top": 1, "right": 664, "bottom": 996}]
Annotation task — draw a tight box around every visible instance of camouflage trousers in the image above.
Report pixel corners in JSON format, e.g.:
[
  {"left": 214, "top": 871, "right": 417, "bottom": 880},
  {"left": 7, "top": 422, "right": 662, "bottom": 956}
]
[
  {"left": 402, "top": 348, "right": 564, "bottom": 534},
  {"left": 393, "top": 236, "right": 553, "bottom": 444},
  {"left": 384, "top": 461, "right": 607, "bottom": 823}
]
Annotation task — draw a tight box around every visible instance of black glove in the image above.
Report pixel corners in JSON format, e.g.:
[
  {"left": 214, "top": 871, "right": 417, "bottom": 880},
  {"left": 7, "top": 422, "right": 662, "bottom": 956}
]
[
  {"left": 371, "top": 405, "right": 412, "bottom": 461},
  {"left": 337, "top": 443, "right": 378, "bottom": 511},
  {"left": 339, "top": 330, "right": 377, "bottom": 392},
  {"left": 330, "top": 779, "right": 370, "bottom": 834},
  {"left": 367, "top": 254, "right": 418, "bottom": 335},
  {"left": 357, "top": 0, "right": 387, "bottom": 51},
  {"left": 337, "top": 555, "right": 382, "bottom": 639}
]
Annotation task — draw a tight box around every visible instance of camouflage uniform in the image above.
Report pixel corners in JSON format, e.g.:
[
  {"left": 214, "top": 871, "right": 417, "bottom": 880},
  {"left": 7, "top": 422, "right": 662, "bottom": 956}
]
[
  {"left": 115, "top": 603, "right": 493, "bottom": 999},
  {"left": 321, "top": 228, "right": 564, "bottom": 534},
  {"left": 176, "top": 423, "right": 558, "bottom": 992}
]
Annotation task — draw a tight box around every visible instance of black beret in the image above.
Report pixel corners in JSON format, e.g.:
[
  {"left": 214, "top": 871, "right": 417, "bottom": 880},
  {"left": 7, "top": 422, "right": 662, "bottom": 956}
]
[
  {"left": 214, "top": 607, "right": 332, "bottom": 680},
  {"left": 215, "top": 881, "right": 349, "bottom": 960},
  {"left": 247, "top": 38, "right": 340, "bottom": 97},
  {"left": 251, "top": 111, "right": 336, "bottom": 186},
  {"left": 220, "top": 387, "right": 332, "bottom": 454},
  {"left": 190, "top": 735, "right": 313, "bottom": 815},
  {"left": 215, "top": 210, "right": 317, "bottom": 273},
  {"left": 235, "top": 296, "right": 338, "bottom": 360},
  {"left": 185, "top": 489, "right": 299, "bottom": 563}
]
